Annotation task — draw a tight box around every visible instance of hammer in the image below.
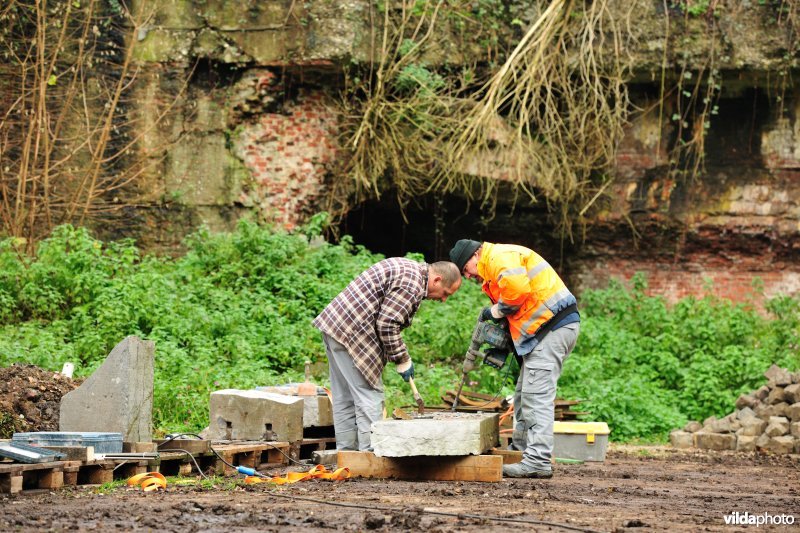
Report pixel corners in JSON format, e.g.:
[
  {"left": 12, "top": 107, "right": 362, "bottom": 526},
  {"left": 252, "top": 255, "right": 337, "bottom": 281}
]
[{"left": 408, "top": 377, "right": 425, "bottom": 414}]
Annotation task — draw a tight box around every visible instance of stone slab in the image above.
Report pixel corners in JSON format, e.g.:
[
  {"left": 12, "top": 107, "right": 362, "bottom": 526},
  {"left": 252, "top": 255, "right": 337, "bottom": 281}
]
[
  {"left": 669, "top": 430, "right": 694, "bottom": 449},
  {"left": 255, "top": 385, "right": 333, "bottom": 428},
  {"left": 59, "top": 336, "right": 154, "bottom": 442},
  {"left": 208, "top": 389, "right": 304, "bottom": 442},
  {"left": 693, "top": 432, "right": 735, "bottom": 451},
  {"left": 370, "top": 413, "right": 499, "bottom": 458}
]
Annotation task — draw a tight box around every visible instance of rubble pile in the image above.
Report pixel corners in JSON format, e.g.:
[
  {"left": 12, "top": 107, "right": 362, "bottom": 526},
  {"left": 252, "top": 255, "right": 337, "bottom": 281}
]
[
  {"left": 0, "top": 363, "right": 81, "bottom": 438},
  {"left": 670, "top": 364, "right": 800, "bottom": 454}
]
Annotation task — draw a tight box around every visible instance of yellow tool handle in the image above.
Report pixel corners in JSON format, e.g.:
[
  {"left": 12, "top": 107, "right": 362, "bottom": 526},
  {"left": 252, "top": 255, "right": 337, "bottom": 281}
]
[{"left": 408, "top": 377, "right": 421, "bottom": 399}]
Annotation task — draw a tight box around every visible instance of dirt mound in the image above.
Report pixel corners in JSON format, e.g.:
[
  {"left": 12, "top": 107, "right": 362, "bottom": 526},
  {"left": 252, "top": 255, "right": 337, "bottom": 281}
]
[{"left": 0, "top": 363, "right": 82, "bottom": 438}]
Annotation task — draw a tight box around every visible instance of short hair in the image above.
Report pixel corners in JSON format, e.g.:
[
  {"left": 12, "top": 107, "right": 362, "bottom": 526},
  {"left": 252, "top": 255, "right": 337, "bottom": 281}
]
[{"left": 430, "top": 261, "right": 461, "bottom": 287}]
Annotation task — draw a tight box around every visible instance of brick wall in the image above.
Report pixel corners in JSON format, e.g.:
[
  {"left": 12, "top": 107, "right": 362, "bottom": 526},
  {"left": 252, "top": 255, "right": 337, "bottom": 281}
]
[
  {"left": 575, "top": 259, "right": 800, "bottom": 306},
  {"left": 233, "top": 88, "right": 339, "bottom": 231}
]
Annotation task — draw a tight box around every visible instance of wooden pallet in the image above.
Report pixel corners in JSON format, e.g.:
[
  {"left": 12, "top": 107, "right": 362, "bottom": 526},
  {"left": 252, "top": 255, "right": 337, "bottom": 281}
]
[
  {"left": 151, "top": 441, "right": 292, "bottom": 476},
  {"left": 0, "top": 458, "right": 149, "bottom": 495},
  {"left": 290, "top": 437, "right": 336, "bottom": 460},
  {"left": 337, "top": 451, "right": 502, "bottom": 482},
  {"left": 0, "top": 440, "right": 299, "bottom": 493}
]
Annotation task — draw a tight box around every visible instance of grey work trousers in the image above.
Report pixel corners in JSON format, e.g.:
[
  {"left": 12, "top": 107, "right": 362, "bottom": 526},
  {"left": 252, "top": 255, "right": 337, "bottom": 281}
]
[
  {"left": 322, "top": 333, "right": 384, "bottom": 451},
  {"left": 511, "top": 323, "right": 580, "bottom": 471}
]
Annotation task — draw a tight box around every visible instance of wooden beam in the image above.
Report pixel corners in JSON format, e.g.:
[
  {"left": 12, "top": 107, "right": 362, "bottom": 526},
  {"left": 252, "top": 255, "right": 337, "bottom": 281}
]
[
  {"left": 42, "top": 446, "right": 95, "bottom": 462},
  {"left": 337, "top": 451, "right": 502, "bottom": 482},
  {"left": 489, "top": 448, "right": 522, "bottom": 464}
]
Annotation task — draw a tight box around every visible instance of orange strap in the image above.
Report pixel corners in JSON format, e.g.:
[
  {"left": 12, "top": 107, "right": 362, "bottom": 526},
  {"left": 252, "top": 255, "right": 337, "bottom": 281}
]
[
  {"left": 127, "top": 472, "right": 167, "bottom": 492},
  {"left": 244, "top": 464, "right": 350, "bottom": 485},
  {"left": 498, "top": 405, "right": 514, "bottom": 426}
]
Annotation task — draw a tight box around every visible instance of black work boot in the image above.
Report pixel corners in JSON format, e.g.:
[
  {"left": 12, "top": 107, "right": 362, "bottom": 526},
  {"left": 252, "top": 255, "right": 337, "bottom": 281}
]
[{"left": 502, "top": 462, "right": 553, "bottom": 479}]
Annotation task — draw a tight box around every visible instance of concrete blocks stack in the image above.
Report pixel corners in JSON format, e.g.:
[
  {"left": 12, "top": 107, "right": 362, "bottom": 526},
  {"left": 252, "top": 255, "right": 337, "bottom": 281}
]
[
  {"left": 670, "top": 365, "right": 800, "bottom": 454},
  {"left": 208, "top": 389, "right": 304, "bottom": 442},
  {"left": 370, "top": 413, "right": 499, "bottom": 457}
]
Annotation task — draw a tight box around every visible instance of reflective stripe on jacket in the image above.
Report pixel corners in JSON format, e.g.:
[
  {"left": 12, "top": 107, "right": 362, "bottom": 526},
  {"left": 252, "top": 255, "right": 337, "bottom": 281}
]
[{"left": 477, "top": 242, "right": 578, "bottom": 355}]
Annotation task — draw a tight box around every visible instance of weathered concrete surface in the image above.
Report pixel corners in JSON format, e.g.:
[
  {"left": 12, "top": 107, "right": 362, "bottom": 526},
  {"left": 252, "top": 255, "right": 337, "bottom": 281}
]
[
  {"left": 255, "top": 385, "right": 333, "bottom": 428},
  {"left": 59, "top": 336, "right": 154, "bottom": 442},
  {"left": 370, "top": 413, "right": 499, "bottom": 458},
  {"left": 208, "top": 389, "right": 303, "bottom": 442}
]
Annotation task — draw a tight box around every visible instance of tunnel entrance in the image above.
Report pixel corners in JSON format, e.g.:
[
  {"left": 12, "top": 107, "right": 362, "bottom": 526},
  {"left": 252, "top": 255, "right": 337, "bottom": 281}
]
[{"left": 336, "top": 192, "right": 578, "bottom": 274}]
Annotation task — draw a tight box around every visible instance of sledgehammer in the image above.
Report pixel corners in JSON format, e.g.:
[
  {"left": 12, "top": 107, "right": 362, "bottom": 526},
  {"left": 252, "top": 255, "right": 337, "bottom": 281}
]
[{"left": 408, "top": 377, "right": 425, "bottom": 414}]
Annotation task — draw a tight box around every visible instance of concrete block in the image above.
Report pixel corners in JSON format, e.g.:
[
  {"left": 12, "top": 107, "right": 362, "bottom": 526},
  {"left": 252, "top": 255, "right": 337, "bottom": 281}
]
[
  {"left": 783, "top": 384, "right": 800, "bottom": 404},
  {"left": 736, "top": 417, "right": 767, "bottom": 437},
  {"left": 371, "top": 413, "right": 499, "bottom": 458},
  {"left": 254, "top": 386, "right": 333, "bottom": 428},
  {"left": 789, "top": 403, "right": 800, "bottom": 422},
  {"left": 755, "top": 402, "right": 789, "bottom": 420},
  {"left": 208, "top": 389, "right": 304, "bottom": 442},
  {"left": 764, "top": 418, "right": 790, "bottom": 437},
  {"left": 59, "top": 336, "right": 154, "bottom": 442},
  {"left": 683, "top": 420, "right": 702, "bottom": 433},
  {"left": 764, "top": 365, "right": 792, "bottom": 386},
  {"left": 706, "top": 418, "right": 735, "bottom": 433},
  {"left": 735, "top": 394, "right": 757, "bottom": 409},
  {"left": 670, "top": 430, "right": 694, "bottom": 449},
  {"left": 302, "top": 395, "right": 333, "bottom": 428},
  {"left": 736, "top": 435, "right": 757, "bottom": 452},
  {"left": 768, "top": 386, "right": 785, "bottom": 405},
  {"left": 693, "top": 432, "right": 735, "bottom": 451},
  {"left": 764, "top": 436, "right": 794, "bottom": 455}
]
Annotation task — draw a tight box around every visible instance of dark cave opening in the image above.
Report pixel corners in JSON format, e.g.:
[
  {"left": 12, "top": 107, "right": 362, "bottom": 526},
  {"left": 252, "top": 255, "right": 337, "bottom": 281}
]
[{"left": 336, "top": 192, "right": 578, "bottom": 273}]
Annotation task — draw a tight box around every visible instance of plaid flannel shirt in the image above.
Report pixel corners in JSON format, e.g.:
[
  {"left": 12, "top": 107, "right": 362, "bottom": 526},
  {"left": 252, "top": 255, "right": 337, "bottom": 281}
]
[{"left": 312, "top": 258, "right": 428, "bottom": 389}]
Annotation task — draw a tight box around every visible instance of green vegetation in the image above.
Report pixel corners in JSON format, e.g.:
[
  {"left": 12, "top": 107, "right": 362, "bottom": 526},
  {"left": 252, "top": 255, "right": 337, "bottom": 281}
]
[{"left": 1, "top": 224, "right": 798, "bottom": 442}]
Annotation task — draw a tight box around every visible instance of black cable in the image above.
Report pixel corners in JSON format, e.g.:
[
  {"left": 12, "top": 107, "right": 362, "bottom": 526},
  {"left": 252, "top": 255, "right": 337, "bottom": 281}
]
[
  {"left": 259, "top": 488, "right": 603, "bottom": 533},
  {"left": 158, "top": 432, "right": 306, "bottom": 479},
  {"left": 454, "top": 357, "right": 516, "bottom": 411}
]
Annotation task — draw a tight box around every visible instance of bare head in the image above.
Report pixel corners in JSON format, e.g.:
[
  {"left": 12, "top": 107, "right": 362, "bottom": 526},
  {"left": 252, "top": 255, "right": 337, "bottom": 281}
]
[{"left": 426, "top": 261, "right": 462, "bottom": 302}]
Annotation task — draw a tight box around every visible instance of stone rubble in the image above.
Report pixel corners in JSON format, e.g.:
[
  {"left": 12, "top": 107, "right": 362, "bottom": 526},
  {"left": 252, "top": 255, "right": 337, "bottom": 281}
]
[{"left": 670, "top": 364, "right": 800, "bottom": 454}]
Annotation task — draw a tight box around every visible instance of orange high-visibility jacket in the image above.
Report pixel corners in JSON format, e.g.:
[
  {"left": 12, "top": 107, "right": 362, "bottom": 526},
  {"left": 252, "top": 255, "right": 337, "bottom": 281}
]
[{"left": 477, "top": 242, "right": 578, "bottom": 355}]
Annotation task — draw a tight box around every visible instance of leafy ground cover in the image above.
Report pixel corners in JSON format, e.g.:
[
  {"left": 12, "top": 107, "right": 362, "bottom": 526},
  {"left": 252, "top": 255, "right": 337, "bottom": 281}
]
[{"left": 1, "top": 221, "right": 797, "bottom": 441}]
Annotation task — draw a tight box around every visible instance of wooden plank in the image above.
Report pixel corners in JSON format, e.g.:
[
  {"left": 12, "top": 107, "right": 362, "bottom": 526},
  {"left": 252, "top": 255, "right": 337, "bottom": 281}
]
[
  {"left": 337, "top": 451, "right": 502, "bottom": 482},
  {"left": 42, "top": 446, "right": 95, "bottom": 462},
  {"left": 489, "top": 448, "right": 522, "bottom": 464},
  {"left": 124, "top": 442, "right": 157, "bottom": 453},
  {"left": 154, "top": 439, "right": 209, "bottom": 455}
]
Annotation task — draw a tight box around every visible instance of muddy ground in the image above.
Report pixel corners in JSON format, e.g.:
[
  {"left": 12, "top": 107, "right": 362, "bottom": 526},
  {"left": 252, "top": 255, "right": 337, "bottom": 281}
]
[{"left": 1, "top": 445, "right": 798, "bottom": 532}]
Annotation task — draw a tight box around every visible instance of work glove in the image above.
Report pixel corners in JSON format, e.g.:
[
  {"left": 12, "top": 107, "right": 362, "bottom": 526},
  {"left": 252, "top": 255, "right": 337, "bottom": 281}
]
[
  {"left": 480, "top": 306, "right": 504, "bottom": 324},
  {"left": 396, "top": 359, "right": 415, "bottom": 382}
]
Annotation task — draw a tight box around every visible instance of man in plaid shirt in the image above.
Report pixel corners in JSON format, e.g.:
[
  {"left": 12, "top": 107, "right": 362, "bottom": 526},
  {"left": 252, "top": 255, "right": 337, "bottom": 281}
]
[{"left": 313, "top": 258, "right": 462, "bottom": 451}]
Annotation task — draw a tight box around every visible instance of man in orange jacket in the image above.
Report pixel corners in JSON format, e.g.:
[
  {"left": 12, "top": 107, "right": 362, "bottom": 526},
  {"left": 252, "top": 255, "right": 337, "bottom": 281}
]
[{"left": 450, "top": 239, "right": 580, "bottom": 478}]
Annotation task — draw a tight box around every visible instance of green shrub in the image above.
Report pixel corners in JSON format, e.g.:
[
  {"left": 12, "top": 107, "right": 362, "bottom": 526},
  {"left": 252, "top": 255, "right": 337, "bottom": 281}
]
[{"left": 1, "top": 226, "right": 798, "bottom": 442}]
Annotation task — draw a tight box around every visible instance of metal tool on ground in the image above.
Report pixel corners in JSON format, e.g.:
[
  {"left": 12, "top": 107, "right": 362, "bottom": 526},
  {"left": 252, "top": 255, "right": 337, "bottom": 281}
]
[
  {"left": 408, "top": 377, "right": 425, "bottom": 414},
  {"left": 452, "top": 312, "right": 514, "bottom": 411}
]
